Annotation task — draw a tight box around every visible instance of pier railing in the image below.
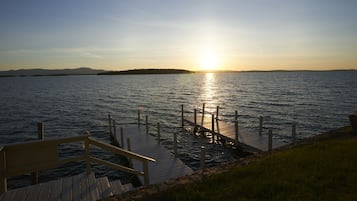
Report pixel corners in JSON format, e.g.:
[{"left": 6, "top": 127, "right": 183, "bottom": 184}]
[{"left": 0, "top": 135, "right": 155, "bottom": 194}]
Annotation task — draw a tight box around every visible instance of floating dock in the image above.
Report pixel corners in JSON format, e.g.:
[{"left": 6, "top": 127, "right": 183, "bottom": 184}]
[{"left": 182, "top": 104, "right": 294, "bottom": 152}]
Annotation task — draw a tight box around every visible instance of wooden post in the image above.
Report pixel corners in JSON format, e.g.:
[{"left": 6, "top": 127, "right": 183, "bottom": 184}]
[
  {"left": 113, "top": 119, "right": 117, "bottom": 137},
  {"left": 211, "top": 114, "right": 215, "bottom": 142},
  {"left": 120, "top": 127, "right": 124, "bottom": 148},
  {"left": 127, "top": 138, "right": 133, "bottom": 167},
  {"left": 259, "top": 116, "right": 263, "bottom": 136},
  {"left": 0, "top": 148, "right": 7, "bottom": 194},
  {"left": 143, "top": 161, "right": 150, "bottom": 186},
  {"left": 138, "top": 110, "right": 140, "bottom": 127},
  {"left": 84, "top": 136, "right": 91, "bottom": 175},
  {"left": 194, "top": 109, "right": 197, "bottom": 126},
  {"left": 268, "top": 130, "right": 273, "bottom": 152},
  {"left": 37, "top": 122, "right": 44, "bottom": 140},
  {"left": 200, "top": 146, "right": 205, "bottom": 169},
  {"left": 32, "top": 122, "right": 44, "bottom": 184},
  {"left": 201, "top": 103, "right": 205, "bottom": 126},
  {"left": 173, "top": 132, "right": 178, "bottom": 157},
  {"left": 181, "top": 105, "right": 184, "bottom": 128},
  {"left": 108, "top": 114, "right": 112, "bottom": 136},
  {"left": 157, "top": 122, "right": 161, "bottom": 144},
  {"left": 292, "top": 123, "right": 296, "bottom": 142},
  {"left": 235, "top": 111, "right": 239, "bottom": 144},
  {"left": 145, "top": 115, "right": 149, "bottom": 135},
  {"left": 216, "top": 106, "right": 219, "bottom": 120}
]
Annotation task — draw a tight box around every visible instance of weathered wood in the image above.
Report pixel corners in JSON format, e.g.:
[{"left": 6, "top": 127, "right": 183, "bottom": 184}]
[
  {"left": 48, "top": 179, "right": 62, "bottom": 201},
  {"left": 201, "top": 103, "right": 205, "bottom": 127},
  {"left": 96, "top": 177, "right": 113, "bottom": 199},
  {"left": 157, "top": 122, "right": 161, "bottom": 144},
  {"left": 108, "top": 114, "right": 112, "bottom": 137},
  {"left": 200, "top": 146, "right": 205, "bottom": 169},
  {"left": 120, "top": 127, "right": 124, "bottom": 148},
  {"left": 61, "top": 175, "right": 73, "bottom": 201},
  {"left": 194, "top": 109, "right": 197, "bottom": 126},
  {"left": 145, "top": 115, "right": 149, "bottom": 135},
  {"left": 292, "top": 123, "right": 297, "bottom": 142},
  {"left": 268, "top": 130, "right": 273, "bottom": 152},
  {"left": 181, "top": 105, "right": 184, "bottom": 128},
  {"left": 173, "top": 132, "right": 177, "bottom": 157},
  {"left": 211, "top": 114, "right": 215, "bottom": 141},
  {"left": 110, "top": 180, "right": 124, "bottom": 195},
  {"left": 137, "top": 110, "right": 140, "bottom": 127},
  {"left": 259, "top": 116, "right": 263, "bottom": 136}
]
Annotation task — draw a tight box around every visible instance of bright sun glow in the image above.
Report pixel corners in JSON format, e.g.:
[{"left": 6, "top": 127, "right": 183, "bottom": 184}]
[{"left": 199, "top": 51, "right": 219, "bottom": 71}]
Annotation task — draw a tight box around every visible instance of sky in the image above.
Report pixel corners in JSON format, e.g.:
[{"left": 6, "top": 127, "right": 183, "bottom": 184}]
[{"left": 1, "top": 0, "right": 357, "bottom": 71}]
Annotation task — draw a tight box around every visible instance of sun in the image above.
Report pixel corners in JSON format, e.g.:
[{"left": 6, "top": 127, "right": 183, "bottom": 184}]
[{"left": 199, "top": 51, "right": 219, "bottom": 71}]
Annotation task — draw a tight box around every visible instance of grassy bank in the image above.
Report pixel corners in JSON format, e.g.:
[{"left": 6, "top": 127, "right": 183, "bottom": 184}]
[{"left": 125, "top": 128, "right": 357, "bottom": 201}]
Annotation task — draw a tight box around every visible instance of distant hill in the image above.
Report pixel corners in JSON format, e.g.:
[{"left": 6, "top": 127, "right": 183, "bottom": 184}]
[
  {"left": 0, "top": 67, "right": 105, "bottom": 77},
  {"left": 98, "top": 69, "right": 192, "bottom": 75}
]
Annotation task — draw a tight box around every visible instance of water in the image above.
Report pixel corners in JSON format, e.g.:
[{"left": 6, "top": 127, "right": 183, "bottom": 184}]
[{"left": 1, "top": 71, "right": 356, "bottom": 187}]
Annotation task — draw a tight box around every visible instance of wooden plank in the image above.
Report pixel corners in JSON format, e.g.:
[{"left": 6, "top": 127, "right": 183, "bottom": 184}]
[
  {"left": 87, "top": 173, "right": 100, "bottom": 201},
  {"left": 48, "top": 179, "right": 62, "bottom": 201},
  {"left": 80, "top": 173, "right": 91, "bottom": 201},
  {"left": 109, "top": 180, "right": 124, "bottom": 195},
  {"left": 11, "top": 185, "right": 32, "bottom": 201},
  {"left": 61, "top": 175, "right": 73, "bottom": 201},
  {"left": 119, "top": 127, "right": 193, "bottom": 185},
  {"left": 96, "top": 177, "right": 113, "bottom": 199},
  {"left": 23, "top": 185, "right": 40, "bottom": 201},
  {"left": 72, "top": 173, "right": 82, "bottom": 201},
  {"left": 0, "top": 187, "right": 18, "bottom": 201}
]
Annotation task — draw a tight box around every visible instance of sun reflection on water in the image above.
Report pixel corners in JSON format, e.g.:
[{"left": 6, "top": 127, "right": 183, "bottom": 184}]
[{"left": 200, "top": 73, "right": 218, "bottom": 113}]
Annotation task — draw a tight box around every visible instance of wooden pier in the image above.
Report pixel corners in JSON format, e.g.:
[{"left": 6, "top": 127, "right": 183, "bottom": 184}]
[
  {"left": 109, "top": 114, "right": 193, "bottom": 186},
  {"left": 182, "top": 104, "right": 293, "bottom": 152}
]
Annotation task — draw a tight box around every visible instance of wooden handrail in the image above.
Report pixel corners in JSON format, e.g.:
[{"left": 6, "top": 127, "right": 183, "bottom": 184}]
[
  {"left": 0, "top": 135, "right": 156, "bottom": 194},
  {"left": 88, "top": 137, "right": 155, "bottom": 162}
]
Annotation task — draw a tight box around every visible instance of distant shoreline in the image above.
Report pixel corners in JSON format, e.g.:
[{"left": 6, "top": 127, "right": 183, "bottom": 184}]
[{"left": 0, "top": 68, "right": 355, "bottom": 77}]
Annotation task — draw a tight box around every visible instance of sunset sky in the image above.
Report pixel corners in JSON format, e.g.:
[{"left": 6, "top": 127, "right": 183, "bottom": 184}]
[{"left": 1, "top": 0, "right": 357, "bottom": 71}]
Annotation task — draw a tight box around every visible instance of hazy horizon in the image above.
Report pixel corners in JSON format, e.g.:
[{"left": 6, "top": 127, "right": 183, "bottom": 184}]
[{"left": 1, "top": 0, "right": 357, "bottom": 71}]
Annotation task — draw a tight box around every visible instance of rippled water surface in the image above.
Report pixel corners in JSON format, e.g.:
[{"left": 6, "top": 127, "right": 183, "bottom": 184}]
[{"left": 1, "top": 71, "right": 356, "bottom": 187}]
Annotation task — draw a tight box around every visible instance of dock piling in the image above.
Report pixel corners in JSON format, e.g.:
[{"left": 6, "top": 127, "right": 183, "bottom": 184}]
[
  {"left": 235, "top": 111, "right": 239, "bottom": 144},
  {"left": 259, "top": 116, "right": 263, "bottom": 136},
  {"left": 216, "top": 106, "right": 220, "bottom": 119},
  {"left": 211, "top": 114, "right": 215, "bottom": 142},
  {"left": 268, "top": 130, "right": 273, "bottom": 152},
  {"left": 292, "top": 123, "right": 297, "bottom": 142},
  {"left": 194, "top": 109, "right": 197, "bottom": 126},
  {"left": 201, "top": 103, "right": 205, "bottom": 127},
  {"left": 157, "top": 122, "right": 161, "bottom": 144},
  {"left": 108, "top": 114, "right": 112, "bottom": 136},
  {"left": 120, "top": 127, "right": 124, "bottom": 148},
  {"left": 32, "top": 122, "right": 44, "bottom": 184},
  {"left": 173, "top": 132, "right": 178, "bottom": 157},
  {"left": 181, "top": 105, "right": 184, "bottom": 128},
  {"left": 127, "top": 138, "right": 133, "bottom": 167},
  {"left": 145, "top": 115, "right": 149, "bottom": 135},
  {"left": 138, "top": 110, "right": 140, "bottom": 127},
  {"left": 113, "top": 120, "right": 117, "bottom": 144},
  {"left": 200, "top": 146, "right": 206, "bottom": 169}
]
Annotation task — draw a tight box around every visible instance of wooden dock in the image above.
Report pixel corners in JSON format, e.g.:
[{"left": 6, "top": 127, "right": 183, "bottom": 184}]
[
  {"left": 182, "top": 106, "right": 292, "bottom": 152},
  {"left": 112, "top": 126, "right": 194, "bottom": 185},
  {"left": 0, "top": 172, "right": 133, "bottom": 201}
]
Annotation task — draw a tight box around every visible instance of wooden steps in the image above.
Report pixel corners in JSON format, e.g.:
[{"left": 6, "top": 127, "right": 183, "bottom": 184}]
[{"left": 0, "top": 173, "right": 134, "bottom": 201}]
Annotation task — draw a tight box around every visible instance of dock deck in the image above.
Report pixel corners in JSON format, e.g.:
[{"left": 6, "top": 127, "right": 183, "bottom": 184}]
[
  {"left": 113, "top": 127, "right": 193, "bottom": 185},
  {"left": 184, "top": 114, "right": 290, "bottom": 152}
]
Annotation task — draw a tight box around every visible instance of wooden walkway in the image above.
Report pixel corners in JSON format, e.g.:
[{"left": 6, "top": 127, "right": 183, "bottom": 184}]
[
  {"left": 113, "top": 127, "right": 194, "bottom": 185},
  {"left": 0, "top": 173, "right": 133, "bottom": 201},
  {"left": 184, "top": 114, "right": 290, "bottom": 152}
]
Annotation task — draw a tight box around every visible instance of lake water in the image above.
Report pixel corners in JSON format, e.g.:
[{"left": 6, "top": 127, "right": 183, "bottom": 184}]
[{"left": 1, "top": 71, "right": 356, "bottom": 187}]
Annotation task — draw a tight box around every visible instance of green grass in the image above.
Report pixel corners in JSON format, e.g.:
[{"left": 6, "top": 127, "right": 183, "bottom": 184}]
[{"left": 139, "top": 135, "right": 357, "bottom": 201}]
